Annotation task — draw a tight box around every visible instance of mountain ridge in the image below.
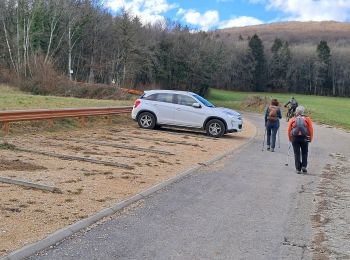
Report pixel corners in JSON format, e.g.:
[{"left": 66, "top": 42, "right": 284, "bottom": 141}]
[{"left": 216, "top": 21, "right": 350, "bottom": 44}]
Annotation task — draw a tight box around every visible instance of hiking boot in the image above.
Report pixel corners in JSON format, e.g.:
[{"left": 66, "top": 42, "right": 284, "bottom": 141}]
[
  {"left": 267, "top": 146, "right": 270, "bottom": 151},
  {"left": 296, "top": 169, "right": 301, "bottom": 174},
  {"left": 301, "top": 167, "right": 307, "bottom": 173},
  {"left": 271, "top": 148, "right": 275, "bottom": 152}
]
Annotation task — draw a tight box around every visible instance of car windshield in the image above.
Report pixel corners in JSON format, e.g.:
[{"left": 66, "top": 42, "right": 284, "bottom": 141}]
[{"left": 192, "top": 94, "right": 215, "bottom": 108}]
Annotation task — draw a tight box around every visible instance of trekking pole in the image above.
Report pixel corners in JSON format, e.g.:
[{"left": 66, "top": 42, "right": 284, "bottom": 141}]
[
  {"left": 285, "top": 142, "right": 291, "bottom": 166},
  {"left": 262, "top": 126, "right": 267, "bottom": 152},
  {"left": 278, "top": 128, "right": 281, "bottom": 149}
]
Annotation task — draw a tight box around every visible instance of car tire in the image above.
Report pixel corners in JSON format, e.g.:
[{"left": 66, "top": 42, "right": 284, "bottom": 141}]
[
  {"left": 205, "top": 119, "right": 225, "bottom": 138},
  {"left": 138, "top": 112, "right": 156, "bottom": 129}
]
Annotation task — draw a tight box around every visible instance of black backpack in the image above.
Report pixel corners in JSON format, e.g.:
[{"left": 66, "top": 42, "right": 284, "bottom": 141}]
[{"left": 290, "top": 99, "right": 298, "bottom": 108}]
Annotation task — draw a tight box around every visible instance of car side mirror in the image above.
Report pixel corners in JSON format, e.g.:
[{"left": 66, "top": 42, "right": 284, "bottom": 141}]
[{"left": 192, "top": 103, "right": 201, "bottom": 108}]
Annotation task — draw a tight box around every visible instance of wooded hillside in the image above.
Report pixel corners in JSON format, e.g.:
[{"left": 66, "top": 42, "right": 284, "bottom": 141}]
[
  {"left": 219, "top": 21, "right": 350, "bottom": 44},
  {"left": 0, "top": 1, "right": 349, "bottom": 97}
]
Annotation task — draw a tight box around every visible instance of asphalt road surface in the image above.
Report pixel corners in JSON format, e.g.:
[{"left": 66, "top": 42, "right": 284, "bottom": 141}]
[{"left": 30, "top": 113, "right": 350, "bottom": 260}]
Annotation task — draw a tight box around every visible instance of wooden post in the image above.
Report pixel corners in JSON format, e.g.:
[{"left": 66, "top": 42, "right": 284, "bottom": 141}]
[
  {"left": 47, "top": 119, "right": 54, "bottom": 128},
  {"left": 79, "top": 117, "right": 87, "bottom": 127},
  {"left": 107, "top": 115, "right": 112, "bottom": 125},
  {"left": 2, "top": 122, "right": 10, "bottom": 136}
]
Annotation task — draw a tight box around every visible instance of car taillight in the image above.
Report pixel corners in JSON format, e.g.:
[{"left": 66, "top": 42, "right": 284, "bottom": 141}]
[{"left": 134, "top": 100, "right": 141, "bottom": 108}]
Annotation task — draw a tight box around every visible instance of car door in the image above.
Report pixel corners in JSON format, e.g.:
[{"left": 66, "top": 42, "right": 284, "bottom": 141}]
[
  {"left": 152, "top": 93, "right": 176, "bottom": 125},
  {"left": 173, "top": 94, "right": 207, "bottom": 128}
]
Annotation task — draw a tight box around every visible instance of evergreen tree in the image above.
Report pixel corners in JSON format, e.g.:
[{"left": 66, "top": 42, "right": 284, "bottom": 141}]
[
  {"left": 317, "top": 41, "right": 331, "bottom": 63},
  {"left": 269, "top": 38, "right": 291, "bottom": 91},
  {"left": 248, "top": 34, "right": 266, "bottom": 91},
  {"left": 271, "top": 38, "right": 283, "bottom": 53},
  {"left": 315, "top": 40, "right": 331, "bottom": 95}
]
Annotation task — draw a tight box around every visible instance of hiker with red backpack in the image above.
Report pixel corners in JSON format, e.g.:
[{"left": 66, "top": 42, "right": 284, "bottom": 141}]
[
  {"left": 287, "top": 106, "right": 314, "bottom": 174},
  {"left": 264, "top": 99, "right": 282, "bottom": 152}
]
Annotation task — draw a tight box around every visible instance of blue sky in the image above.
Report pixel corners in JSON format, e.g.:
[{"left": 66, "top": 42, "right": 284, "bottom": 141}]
[{"left": 106, "top": 0, "right": 350, "bottom": 31}]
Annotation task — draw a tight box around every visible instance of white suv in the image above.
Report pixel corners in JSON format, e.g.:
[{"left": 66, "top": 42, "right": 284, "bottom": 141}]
[{"left": 131, "top": 90, "right": 243, "bottom": 138}]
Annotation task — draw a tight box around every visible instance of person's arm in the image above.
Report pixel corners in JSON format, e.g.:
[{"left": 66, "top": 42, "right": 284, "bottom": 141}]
[
  {"left": 264, "top": 107, "right": 269, "bottom": 125},
  {"left": 287, "top": 118, "right": 294, "bottom": 142},
  {"left": 306, "top": 117, "right": 314, "bottom": 142},
  {"left": 284, "top": 101, "right": 290, "bottom": 107},
  {"left": 278, "top": 108, "right": 282, "bottom": 119}
]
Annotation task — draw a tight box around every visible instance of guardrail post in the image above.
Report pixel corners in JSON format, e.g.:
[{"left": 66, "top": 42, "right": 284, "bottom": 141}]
[
  {"left": 47, "top": 119, "right": 54, "bottom": 128},
  {"left": 79, "top": 117, "right": 87, "bottom": 127},
  {"left": 2, "top": 122, "right": 10, "bottom": 136},
  {"left": 107, "top": 115, "right": 112, "bottom": 124}
]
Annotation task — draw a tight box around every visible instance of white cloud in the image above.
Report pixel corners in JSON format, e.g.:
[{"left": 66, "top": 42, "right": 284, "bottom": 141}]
[
  {"left": 219, "top": 16, "right": 263, "bottom": 28},
  {"left": 180, "top": 9, "right": 220, "bottom": 31},
  {"left": 248, "top": 0, "right": 266, "bottom": 3},
  {"left": 106, "top": 0, "right": 177, "bottom": 25},
  {"left": 266, "top": 0, "right": 350, "bottom": 21},
  {"left": 176, "top": 8, "right": 186, "bottom": 16},
  {"left": 178, "top": 8, "right": 263, "bottom": 30}
]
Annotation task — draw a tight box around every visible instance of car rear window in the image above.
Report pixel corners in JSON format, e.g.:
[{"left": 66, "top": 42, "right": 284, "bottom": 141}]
[{"left": 155, "top": 93, "right": 174, "bottom": 103}]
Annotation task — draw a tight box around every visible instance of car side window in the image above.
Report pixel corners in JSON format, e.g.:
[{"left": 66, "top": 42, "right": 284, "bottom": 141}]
[
  {"left": 143, "top": 94, "right": 158, "bottom": 101},
  {"left": 156, "top": 93, "right": 174, "bottom": 103},
  {"left": 176, "top": 94, "right": 197, "bottom": 106}
]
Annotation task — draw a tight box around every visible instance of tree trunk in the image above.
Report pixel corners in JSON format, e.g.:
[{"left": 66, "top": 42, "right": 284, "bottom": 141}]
[
  {"left": 23, "top": 18, "right": 27, "bottom": 77},
  {"left": 68, "top": 23, "right": 72, "bottom": 80},
  {"left": 88, "top": 56, "right": 94, "bottom": 83},
  {"left": 45, "top": 19, "right": 58, "bottom": 63},
  {"left": 26, "top": 17, "right": 32, "bottom": 77},
  {"left": 332, "top": 63, "right": 336, "bottom": 96},
  {"left": 2, "top": 19, "right": 17, "bottom": 73},
  {"left": 16, "top": 8, "right": 20, "bottom": 74}
]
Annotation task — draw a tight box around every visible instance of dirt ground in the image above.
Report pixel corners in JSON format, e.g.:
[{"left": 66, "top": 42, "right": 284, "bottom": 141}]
[
  {"left": 0, "top": 117, "right": 255, "bottom": 256},
  {"left": 312, "top": 152, "right": 350, "bottom": 259}
]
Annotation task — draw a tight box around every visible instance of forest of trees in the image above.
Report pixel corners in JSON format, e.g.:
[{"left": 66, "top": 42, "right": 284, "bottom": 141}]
[{"left": 0, "top": 0, "right": 349, "bottom": 97}]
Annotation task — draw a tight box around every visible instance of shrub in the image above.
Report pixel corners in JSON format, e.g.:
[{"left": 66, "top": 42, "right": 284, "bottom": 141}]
[{"left": 12, "top": 57, "right": 128, "bottom": 100}]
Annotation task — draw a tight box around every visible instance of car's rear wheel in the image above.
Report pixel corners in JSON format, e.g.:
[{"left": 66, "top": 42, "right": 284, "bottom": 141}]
[
  {"left": 205, "top": 119, "right": 225, "bottom": 138},
  {"left": 138, "top": 112, "right": 156, "bottom": 129}
]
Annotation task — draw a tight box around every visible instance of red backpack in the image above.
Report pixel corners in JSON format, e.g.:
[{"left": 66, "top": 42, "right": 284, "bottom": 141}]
[{"left": 267, "top": 105, "right": 278, "bottom": 122}]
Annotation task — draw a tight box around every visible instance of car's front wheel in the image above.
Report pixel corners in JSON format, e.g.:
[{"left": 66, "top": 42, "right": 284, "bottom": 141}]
[
  {"left": 138, "top": 112, "right": 156, "bottom": 129},
  {"left": 205, "top": 119, "right": 225, "bottom": 138}
]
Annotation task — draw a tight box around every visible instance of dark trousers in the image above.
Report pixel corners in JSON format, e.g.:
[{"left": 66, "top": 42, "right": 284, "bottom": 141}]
[
  {"left": 266, "top": 125, "right": 279, "bottom": 149},
  {"left": 292, "top": 138, "right": 309, "bottom": 170}
]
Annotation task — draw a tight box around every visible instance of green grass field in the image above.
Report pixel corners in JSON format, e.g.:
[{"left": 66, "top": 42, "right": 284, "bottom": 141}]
[
  {"left": 1, "top": 85, "right": 349, "bottom": 130},
  {"left": 209, "top": 88, "right": 350, "bottom": 130},
  {"left": 0, "top": 85, "right": 133, "bottom": 110}
]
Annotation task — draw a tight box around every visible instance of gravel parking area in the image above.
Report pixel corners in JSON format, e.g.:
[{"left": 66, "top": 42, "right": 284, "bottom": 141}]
[{"left": 0, "top": 118, "right": 255, "bottom": 256}]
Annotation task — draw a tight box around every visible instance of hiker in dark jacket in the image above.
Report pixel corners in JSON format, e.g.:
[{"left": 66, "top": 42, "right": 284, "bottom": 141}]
[
  {"left": 284, "top": 97, "right": 298, "bottom": 115},
  {"left": 265, "top": 99, "right": 282, "bottom": 152}
]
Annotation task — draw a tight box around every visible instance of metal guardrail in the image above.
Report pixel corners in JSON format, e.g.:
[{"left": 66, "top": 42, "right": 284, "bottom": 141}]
[{"left": 0, "top": 106, "right": 133, "bottom": 136}]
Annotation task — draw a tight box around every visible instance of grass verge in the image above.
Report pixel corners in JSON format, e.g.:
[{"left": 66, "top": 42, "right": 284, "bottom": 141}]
[{"left": 0, "top": 84, "right": 133, "bottom": 110}]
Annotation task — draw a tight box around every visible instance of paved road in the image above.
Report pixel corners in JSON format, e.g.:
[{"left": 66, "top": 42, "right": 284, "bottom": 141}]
[{"left": 30, "top": 113, "right": 350, "bottom": 260}]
